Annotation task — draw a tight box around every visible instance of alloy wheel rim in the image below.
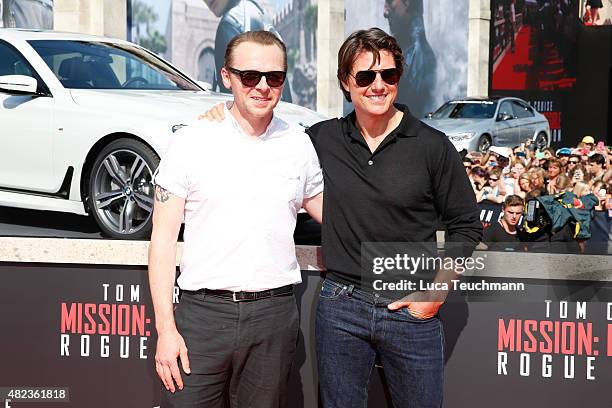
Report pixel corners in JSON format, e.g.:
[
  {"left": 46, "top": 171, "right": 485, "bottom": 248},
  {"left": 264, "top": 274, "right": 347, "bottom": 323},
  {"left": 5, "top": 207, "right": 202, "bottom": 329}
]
[
  {"left": 479, "top": 137, "right": 491, "bottom": 153},
  {"left": 536, "top": 134, "right": 547, "bottom": 150},
  {"left": 92, "top": 149, "right": 155, "bottom": 235}
]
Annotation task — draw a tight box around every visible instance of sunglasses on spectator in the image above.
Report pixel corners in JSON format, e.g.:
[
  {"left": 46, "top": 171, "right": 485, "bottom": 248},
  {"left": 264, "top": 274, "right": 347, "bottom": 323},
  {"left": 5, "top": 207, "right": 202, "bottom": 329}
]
[
  {"left": 226, "top": 67, "right": 287, "bottom": 87},
  {"left": 489, "top": 177, "right": 499, "bottom": 182},
  {"left": 352, "top": 68, "right": 401, "bottom": 87},
  {"left": 569, "top": 160, "right": 579, "bottom": 164}
]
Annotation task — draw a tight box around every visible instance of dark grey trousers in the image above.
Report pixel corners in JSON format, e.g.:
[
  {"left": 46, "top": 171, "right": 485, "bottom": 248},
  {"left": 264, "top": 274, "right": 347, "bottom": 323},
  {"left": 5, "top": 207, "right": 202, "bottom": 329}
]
[{"left": 161, "top": 290, "right": 299, "bottom": 408}]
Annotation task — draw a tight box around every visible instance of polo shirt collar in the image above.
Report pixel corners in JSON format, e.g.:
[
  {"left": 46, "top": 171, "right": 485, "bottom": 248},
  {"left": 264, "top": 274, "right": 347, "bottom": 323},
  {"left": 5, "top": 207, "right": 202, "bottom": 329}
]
[{"left": 344, "top": 103, "right": 420, "bottom": 144}]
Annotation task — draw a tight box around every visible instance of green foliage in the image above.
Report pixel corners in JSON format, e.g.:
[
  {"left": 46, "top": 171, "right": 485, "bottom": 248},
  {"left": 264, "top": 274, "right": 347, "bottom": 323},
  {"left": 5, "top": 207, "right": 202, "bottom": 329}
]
[
  {"left": 304, "top": 4, "right": 317, "bottom": 31},
  {"left": 287, "top": 48, "right": 299, "bottom": 72},
  {"left": 139, "top": 30, "right": 167, "bottom": 55},
  {"left": 131, "top": 0, "right": 166, "bottom": 55}
]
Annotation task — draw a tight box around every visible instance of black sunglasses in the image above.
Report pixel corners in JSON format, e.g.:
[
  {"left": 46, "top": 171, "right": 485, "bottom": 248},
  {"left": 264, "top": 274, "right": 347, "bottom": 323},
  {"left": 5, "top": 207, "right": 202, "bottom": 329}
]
[
  {"left": 569, "top": 160, "right": 579, "bottom": 164},
  {"left": 226, "top": 67, "right": 286, "bottom": 87},
  {"left": 352, "top": 68, "right": 400, "bottom": 87}
]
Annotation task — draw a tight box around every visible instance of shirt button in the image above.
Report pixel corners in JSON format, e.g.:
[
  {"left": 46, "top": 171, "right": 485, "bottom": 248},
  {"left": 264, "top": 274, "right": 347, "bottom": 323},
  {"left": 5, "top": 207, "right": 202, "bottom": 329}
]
[{"left": 368, "top": 160, "right": 374, "bottom": 166}]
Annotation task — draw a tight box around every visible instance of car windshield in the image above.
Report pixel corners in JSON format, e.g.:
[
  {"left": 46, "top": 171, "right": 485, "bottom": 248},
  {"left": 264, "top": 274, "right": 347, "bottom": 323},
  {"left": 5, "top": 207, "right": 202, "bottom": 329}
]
[
  {"left": 431, "top": 101, "right": 497, "bottom": 119},
  {"left": 28, "top": 40, "right": 201, "bottom": 91}
]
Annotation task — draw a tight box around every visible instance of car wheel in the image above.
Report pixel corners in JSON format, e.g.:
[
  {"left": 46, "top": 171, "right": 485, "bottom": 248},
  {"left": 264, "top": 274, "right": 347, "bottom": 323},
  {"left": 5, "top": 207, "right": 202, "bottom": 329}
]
[
  {"left": 477, "top": 134, "right": 492, "bottom": 153},
  {"left": 88, "top": 139, "right": 159, "bottom": 239},
  {"left": 535, "top": 132, "right": 548, "bottom": 150}
]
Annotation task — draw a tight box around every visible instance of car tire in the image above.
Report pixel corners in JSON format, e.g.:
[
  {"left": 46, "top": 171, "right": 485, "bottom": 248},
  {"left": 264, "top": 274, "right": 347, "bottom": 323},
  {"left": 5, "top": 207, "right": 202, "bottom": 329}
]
[
  {"left": 535, "top": 132, "right": 548, "bottom": 150},
  {"left": 477, "top": 134, "right": 492, "bottom": 153},
  {"left": 87, "top": 138, "right": 160, "bottom": 239}
]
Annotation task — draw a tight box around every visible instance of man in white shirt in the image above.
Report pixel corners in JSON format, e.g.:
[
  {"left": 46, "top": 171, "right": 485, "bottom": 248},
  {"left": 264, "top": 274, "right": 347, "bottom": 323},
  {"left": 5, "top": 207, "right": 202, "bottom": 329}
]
[{"left": 148, "top": 30, "right": 323, "bottom": 408}]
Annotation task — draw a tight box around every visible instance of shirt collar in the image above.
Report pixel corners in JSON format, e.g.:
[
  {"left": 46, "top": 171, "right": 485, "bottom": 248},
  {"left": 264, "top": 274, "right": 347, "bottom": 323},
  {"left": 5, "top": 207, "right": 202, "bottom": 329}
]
[
  {"left": 344, "top": 103, "right": 420, "bottom": 142},
  {"left": 225, "top": 101, "right": 287, "bottom": 141}
]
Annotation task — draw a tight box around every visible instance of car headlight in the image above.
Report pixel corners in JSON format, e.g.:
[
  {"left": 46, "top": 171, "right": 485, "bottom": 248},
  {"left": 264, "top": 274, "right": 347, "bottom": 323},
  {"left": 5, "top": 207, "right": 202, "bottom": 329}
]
[{"left": 447, "top": 132, "right": 475, "bottom": 142}]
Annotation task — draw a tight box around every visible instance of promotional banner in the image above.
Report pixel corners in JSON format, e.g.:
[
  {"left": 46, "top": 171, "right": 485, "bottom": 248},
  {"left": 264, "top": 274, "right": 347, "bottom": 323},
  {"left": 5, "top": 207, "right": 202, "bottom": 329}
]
[
  {"left": 444, "top": 297, "right": 612, "bottom": 407},
  {"left": 1, "top": 262, "right": 610, "bottom": 407},
  {"left": 489, "top": 0, "right": 579, "bottom": 146},
  {"left": 0, "top": 262, "right": 612, "bottom": 408},
  {"left": 0, "top": 0, "right": 53, "bottom": 29},
  {"left": 344, "top": 0, "right": 469, "bottom": 118},
  {"left": 127, "top": 0, "right": 317, "bottom": 109},
  {"left": 0, "top": 264, "right": 160, "bottom": 407}
]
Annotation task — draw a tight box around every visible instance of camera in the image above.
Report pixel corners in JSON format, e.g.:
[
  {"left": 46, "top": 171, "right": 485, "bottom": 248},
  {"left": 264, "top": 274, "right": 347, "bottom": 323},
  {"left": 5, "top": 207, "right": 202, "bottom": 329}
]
[{"left": 524, "top": 198, "right": 551, "bottom": 231}]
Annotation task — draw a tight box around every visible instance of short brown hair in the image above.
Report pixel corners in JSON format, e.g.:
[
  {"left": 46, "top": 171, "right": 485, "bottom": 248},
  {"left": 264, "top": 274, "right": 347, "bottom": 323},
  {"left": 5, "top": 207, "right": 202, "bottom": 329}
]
[
  {"left": 225, "top": 30, "right": 287, "bottom": 71},
  {"left": 337, "top": 28, "right": 404, "bottom": 102},
  {"left": 547, "top": 158, "right": 562, "bottom": 169},
  {"left": 503, "top": 195, "right": 524, "bottom": 208}
]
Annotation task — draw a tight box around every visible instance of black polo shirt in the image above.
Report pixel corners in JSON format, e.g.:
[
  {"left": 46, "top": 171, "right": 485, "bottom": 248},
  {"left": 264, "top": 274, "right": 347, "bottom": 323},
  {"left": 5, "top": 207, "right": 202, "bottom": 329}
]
[{"left": 307, "top": 104, "right": 482, "bottom": 290}]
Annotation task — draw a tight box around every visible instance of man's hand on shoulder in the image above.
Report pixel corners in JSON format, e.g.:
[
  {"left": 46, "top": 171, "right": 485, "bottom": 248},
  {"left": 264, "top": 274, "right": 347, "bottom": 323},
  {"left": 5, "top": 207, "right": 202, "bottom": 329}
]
[{"left": 198, "top": 102, "right": 228, "bottom": 122}]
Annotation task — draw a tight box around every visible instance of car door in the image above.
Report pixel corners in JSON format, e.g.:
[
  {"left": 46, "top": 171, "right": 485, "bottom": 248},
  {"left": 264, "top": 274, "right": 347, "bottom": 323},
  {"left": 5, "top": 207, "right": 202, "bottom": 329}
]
[
  {"left": 511, "top": 100, "right": 537, "bottom": 142},
  {"left": 0, "top": 39, "right": 56, "bottom": 193},
  {"left": 493, "top": 100, "right": 521, "bottom": 147}
]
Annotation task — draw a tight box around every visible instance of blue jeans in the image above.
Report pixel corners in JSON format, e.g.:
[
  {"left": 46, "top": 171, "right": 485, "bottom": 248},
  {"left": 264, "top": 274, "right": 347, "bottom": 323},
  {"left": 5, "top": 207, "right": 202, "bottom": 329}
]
[{"left": 315, "top": 279, "right": 444, "bottom": 408}]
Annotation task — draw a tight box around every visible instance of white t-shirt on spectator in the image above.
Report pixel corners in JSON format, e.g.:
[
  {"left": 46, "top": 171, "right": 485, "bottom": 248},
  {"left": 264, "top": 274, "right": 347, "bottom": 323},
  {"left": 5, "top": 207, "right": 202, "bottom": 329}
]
[{"left": 154, "top": 112, "right": 323, "bottom": 292}]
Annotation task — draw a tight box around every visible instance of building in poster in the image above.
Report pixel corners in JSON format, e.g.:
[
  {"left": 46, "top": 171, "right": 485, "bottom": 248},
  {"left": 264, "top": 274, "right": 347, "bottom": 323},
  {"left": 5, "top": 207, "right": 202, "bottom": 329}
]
[
  {"left": 129, "top": 0, "right": 317, "bottom": 109},
  {"left": 344, "top": 0, "right": 469, "bottom": 118},
  {"left": 0, "top": 0, "right": 53, "bottom": 28}
]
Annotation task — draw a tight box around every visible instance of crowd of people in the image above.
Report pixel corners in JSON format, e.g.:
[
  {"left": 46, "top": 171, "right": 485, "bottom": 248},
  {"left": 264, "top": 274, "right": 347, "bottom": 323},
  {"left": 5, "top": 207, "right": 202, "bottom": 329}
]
[
  {"left": 464, "top": 135, "right": 611, "bottom": 207},
  {"left": 463, "top": 135, "right": 611, "bottom": 251}
]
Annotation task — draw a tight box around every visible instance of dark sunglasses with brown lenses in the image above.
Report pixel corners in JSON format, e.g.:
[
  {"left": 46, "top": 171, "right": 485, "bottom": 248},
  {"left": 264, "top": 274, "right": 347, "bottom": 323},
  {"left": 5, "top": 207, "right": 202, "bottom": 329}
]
[
  {"left": 226, "top": 67, "right": 287, "bottom": 87},
  {"left": 352, "top": 68, "right": 400, "bottom": 87}
]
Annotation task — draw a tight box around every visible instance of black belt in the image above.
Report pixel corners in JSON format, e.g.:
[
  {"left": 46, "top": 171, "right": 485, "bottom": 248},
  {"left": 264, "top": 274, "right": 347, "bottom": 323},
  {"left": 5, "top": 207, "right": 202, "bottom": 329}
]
[{"left": 186, "top": 284, "right": 294, "bottom": 302}]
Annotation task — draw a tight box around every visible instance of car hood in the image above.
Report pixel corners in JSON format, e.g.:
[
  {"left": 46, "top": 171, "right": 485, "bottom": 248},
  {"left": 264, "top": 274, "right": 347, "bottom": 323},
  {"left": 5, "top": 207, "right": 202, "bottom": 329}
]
[
  {"left": 68, "top": 89, "right": 328, "bottom": 127},
  {"left": 421, "top": 118, "right": 486, "bottom": 134}
]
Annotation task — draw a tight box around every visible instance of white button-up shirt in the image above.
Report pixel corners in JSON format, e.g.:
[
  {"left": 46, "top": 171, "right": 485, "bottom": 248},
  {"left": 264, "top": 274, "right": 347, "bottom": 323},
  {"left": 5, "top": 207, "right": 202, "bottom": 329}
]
[{"left": 155, "top": 110, "right": 323, "bottom": 291}]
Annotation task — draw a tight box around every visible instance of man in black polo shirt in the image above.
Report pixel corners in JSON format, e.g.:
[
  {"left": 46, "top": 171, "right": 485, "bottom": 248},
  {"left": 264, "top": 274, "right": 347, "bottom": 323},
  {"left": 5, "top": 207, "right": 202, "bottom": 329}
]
[
  {"left": 200, "top": 28, "right": 482, "bottom": 407},
  {"left": 308, "top": 28, "right": 482, "bottom": 408}
]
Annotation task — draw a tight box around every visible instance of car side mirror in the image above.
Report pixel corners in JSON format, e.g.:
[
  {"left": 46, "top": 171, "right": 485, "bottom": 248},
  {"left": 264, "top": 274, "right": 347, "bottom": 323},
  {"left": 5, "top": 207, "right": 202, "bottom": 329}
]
[
  {"left": 0, "top": 75, "right": 39, "bottom": 95},
  {"left": 497, "top": 112, "right": 513, "bottom": 121}
]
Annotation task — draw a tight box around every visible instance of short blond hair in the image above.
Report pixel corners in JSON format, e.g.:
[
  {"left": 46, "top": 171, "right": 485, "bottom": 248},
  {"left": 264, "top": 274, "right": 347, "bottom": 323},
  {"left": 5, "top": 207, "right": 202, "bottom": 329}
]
[{"left": 224, "top": 30, "right": 287, "bottom": 71}]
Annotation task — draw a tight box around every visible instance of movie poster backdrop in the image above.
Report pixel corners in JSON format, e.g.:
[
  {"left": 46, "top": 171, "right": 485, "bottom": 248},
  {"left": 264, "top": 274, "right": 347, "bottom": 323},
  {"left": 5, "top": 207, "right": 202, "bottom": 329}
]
[
  {"left": 344, "top": 0, "right": 469, "bottom": 118},
  {"left": 489, "top": 0, "right": 579, "bottom": 147},
  {"left": 127, "top": 0, "right": 318, "bottom": 109},
  {"left": 1, "top": 262, "right": 610, "bottom": 407}
]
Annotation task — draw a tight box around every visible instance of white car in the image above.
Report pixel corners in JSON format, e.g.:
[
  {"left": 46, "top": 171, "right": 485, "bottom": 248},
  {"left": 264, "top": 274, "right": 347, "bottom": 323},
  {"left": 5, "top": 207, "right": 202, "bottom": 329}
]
[{"left": 0, "top": 29, "right": 326, "bottom": 239}]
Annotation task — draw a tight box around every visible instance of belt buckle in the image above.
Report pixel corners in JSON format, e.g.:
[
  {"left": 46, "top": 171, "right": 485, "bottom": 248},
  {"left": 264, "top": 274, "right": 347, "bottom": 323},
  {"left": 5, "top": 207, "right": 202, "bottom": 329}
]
[{"left": 232, "top": 292, "right": 243, "bottom": 302}]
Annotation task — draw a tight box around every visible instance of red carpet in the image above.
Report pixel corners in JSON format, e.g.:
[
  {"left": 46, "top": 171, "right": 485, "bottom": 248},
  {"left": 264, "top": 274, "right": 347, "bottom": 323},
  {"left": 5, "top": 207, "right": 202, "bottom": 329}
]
[{"left": 492, "top": 25, "right": 576, "bottom": 91}]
